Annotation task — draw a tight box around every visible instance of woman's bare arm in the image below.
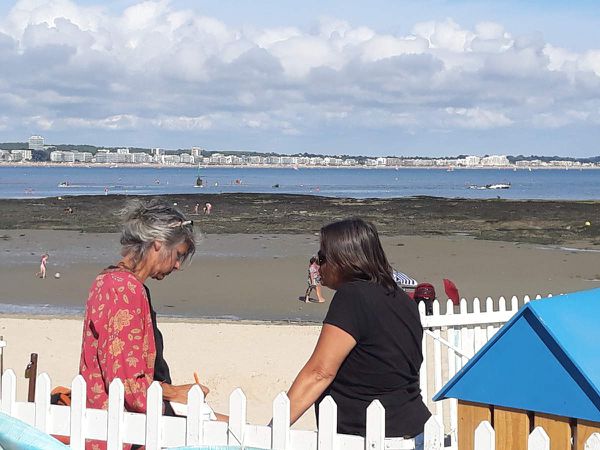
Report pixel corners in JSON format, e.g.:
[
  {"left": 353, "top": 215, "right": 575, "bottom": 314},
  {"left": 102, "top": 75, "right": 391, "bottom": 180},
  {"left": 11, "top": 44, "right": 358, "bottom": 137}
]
[{"left": 286, "top": 324, "right": 357, "bottom": 425}]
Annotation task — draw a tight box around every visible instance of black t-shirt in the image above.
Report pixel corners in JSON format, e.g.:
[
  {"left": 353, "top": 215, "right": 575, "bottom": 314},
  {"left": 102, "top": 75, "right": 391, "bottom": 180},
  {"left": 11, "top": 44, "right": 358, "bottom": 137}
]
[{"left": 316, "top": 280, "right": 431, "bottom": 437}]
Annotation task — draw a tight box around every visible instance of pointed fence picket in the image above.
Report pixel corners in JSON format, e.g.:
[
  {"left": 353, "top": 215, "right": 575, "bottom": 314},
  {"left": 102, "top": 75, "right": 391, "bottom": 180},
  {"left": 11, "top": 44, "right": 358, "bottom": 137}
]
[{"left": 472, "top": 421, "right": 600, "bottom": 449}]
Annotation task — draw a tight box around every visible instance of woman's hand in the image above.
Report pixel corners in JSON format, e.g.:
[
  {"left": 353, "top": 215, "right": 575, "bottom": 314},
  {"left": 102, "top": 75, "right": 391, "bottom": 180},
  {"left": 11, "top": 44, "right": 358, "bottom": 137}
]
[{"left": 161, "top": 382, "right": 210, "bottom": 404}]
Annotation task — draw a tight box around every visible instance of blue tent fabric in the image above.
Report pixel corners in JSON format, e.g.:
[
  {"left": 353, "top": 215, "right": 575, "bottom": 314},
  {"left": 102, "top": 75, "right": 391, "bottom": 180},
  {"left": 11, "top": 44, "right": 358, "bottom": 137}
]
[
  {"left": 433, "top": 288, "right": 600, "bottom": 421},
  {"left": 0, "top": 412, "right": 69, "bottom": 450}
]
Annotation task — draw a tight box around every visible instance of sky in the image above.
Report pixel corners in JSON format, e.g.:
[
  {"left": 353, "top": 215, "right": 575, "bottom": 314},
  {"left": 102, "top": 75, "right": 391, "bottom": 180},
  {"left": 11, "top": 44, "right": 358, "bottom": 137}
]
[{"left": 0, "top": 0, "right": 599, "bottom": 156}]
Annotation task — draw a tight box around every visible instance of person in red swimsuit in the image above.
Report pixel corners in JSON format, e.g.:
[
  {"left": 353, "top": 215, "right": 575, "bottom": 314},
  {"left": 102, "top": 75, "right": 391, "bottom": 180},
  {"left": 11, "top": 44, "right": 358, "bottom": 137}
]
[{"left": 79, "top": 199, "right": 218, "bottom": 450}]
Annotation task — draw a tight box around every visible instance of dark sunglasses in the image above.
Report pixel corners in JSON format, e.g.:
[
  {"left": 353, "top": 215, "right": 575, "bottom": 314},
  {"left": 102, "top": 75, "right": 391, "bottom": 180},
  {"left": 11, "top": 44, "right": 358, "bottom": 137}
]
[{"left": 317, "top": 250, "right": 326, "bottom": 265}]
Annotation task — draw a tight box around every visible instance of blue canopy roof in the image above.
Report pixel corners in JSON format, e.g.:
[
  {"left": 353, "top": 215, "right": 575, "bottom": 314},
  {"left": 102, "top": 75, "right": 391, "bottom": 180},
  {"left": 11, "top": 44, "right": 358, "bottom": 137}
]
[{"left": 433, "top": 288, "right": 600, "bottom": 421}]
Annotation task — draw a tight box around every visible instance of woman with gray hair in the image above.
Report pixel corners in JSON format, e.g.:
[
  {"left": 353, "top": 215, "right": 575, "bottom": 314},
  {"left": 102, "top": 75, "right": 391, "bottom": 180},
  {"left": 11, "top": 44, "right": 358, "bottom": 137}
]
[{"left": 79, "top": 199, "right": 210, "bottom": 448}]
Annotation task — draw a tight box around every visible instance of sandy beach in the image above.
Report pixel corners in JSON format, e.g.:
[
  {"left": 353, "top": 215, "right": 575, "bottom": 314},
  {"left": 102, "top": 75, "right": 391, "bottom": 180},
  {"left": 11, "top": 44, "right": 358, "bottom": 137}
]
[{"left": 2, "top": 194, "right": 600, "bottom": 428}]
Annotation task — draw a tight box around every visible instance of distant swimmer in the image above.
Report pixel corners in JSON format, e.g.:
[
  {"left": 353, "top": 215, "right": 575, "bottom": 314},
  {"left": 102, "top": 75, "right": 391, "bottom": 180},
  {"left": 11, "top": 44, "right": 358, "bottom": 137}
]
[{"left": 36, "top": 253, "right": 49, "bottom": 279}]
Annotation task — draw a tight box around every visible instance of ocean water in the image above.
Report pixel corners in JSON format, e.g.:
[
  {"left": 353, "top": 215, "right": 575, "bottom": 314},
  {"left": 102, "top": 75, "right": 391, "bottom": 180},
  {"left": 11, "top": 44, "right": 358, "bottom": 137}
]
[{"left": 1, "top": 166, "right": 599, "bottom": 200}]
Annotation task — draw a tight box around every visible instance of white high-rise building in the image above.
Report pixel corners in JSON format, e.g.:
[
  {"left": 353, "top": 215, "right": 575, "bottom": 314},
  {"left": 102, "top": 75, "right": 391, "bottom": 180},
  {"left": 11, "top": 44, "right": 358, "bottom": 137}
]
[
  {"left": 28, "top": 135, "right": 44, "bottom": 151},
  {"left": 191, "top": 147, "right": 203, "bottom": 157}
]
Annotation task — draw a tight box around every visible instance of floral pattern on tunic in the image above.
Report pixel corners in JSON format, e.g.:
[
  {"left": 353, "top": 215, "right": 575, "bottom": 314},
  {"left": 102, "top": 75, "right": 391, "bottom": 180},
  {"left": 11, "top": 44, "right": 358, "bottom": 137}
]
[{"left": 79, "top": 268, "right": 156, "bottom": 450}]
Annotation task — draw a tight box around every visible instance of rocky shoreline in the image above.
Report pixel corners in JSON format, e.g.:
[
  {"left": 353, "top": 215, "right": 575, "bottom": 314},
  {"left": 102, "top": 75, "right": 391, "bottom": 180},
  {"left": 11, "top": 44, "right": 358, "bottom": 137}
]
[{"left": 1, "top": 193, "right": 599, "bottom": 245}]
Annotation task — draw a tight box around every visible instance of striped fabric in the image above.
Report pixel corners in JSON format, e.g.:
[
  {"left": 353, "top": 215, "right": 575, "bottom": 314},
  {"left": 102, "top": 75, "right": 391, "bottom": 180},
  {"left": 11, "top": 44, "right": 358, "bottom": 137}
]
[{"left": 392, "top": 270, "right": 418, "bottom": 288}]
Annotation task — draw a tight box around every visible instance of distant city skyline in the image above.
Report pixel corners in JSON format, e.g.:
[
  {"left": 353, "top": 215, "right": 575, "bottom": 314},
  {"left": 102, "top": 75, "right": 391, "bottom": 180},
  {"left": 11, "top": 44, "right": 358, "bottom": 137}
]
[{"left": 0, "top": 1, "right": 599, "bottom": 156}]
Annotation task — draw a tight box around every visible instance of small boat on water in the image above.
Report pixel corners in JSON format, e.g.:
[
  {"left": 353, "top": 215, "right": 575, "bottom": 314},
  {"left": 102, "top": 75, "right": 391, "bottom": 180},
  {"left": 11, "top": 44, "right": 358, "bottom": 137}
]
[
  {"left": 486, "top": 183, "right": 511, "bottom": 189},
  {"left": 468, "top": 183, "right": 511, "bottom": 190},
  {"left": 194, "top": 165, "right": 203, "bottom": 187},
  {"left": 58, "top": 181, "right": 71, "bottom": 188}
]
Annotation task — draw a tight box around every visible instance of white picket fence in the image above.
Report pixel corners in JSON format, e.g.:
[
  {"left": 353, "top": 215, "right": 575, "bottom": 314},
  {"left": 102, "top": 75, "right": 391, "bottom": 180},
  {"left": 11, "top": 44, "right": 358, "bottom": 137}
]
[
  {"left": 0, "top": 294, "right": 551, "bottom": 449},
  {"left": 473, "top": 420, "right": 600, "bottom": 449},
  {"left": 1, "top": 369, "right": 447, "bottom": 449},
  {"left": 417, "top": 294, "right": 547, "bottom": 448}
]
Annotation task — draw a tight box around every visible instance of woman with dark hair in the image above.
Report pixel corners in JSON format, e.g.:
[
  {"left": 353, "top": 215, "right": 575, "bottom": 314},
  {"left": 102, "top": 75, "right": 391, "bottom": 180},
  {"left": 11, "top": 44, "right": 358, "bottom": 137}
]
[{"left": 285, "top": 218, "right": 430, "bottom": 441}]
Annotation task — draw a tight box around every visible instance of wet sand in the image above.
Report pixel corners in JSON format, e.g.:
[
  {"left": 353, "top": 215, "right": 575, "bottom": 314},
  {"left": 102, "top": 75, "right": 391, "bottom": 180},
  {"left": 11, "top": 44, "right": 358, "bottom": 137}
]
[{"left": 1, "top": 230, "right": 600, "bottom": 320}]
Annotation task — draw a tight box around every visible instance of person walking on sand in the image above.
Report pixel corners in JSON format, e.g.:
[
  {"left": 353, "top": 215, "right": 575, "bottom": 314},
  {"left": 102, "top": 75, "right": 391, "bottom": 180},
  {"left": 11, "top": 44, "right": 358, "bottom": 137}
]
[
  {"left": 204, "top": 202, "right": 212, "bottom": 215},
  {"left": 194, "top": 202, "right": 200, "bottom": 215},
  {"left": 305, "top": 256, "right": 325, "bottom": 303},
  {"left": 37, "top": 253, "right": 49, "bottom": 279}
]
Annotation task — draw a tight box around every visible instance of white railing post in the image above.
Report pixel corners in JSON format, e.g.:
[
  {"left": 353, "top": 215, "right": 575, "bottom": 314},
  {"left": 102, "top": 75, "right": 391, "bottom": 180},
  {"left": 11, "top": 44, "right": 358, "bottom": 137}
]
[
  {"left": 420, "top": 313, "right": 428, "bottom": 404},
  {"left": 432, "top": 300, "right": 442, "bottom": 417},
  {"left": 70, "top": 375, "right": 87, "bottom": 450},
  {"left": 107, "top": 378, "right": 125, "bottom": 450},
  {"left": 318, "top": 396, "right": 338, "bottom": 450},
  {"left": 524, "top": 294, "right": 531, "bottom": 304},
  {"left": 365, "top": 400, "right": 385, "bottom": 450},
  {"left": 34, "top": 373, "right": 52, "bottom": 432},
  {"left": 423, "top": 415, "right": 443, "bottom": 450},
  {"left": 528, "top": 427, "right": 550, "bottom": 450},
  {"left": 585, "top": 432, "right": 600, "bottom": 450},
  {"left": 145, "top": 381, "right": 164, "bottom": 450},
  {"left": 510, "top": 295, "right": 519, "bottom": 312},
  {"left": 1, "top": 369, "right": 16, "bottom": 415},
  {"left": 228, "top": 388, "right": 247, "bottom": 446},
  {"left": 498, "top": 296, "right": 506, "bottom": 312},
  {"left": 186, "top": 384, "right": 206, "bottom": 445},
  {"left": 272, "top": 392, "right": 291, "bottom": 450},
  {"left": 474, "top": 421, "right": 495, "bottom": 450}
]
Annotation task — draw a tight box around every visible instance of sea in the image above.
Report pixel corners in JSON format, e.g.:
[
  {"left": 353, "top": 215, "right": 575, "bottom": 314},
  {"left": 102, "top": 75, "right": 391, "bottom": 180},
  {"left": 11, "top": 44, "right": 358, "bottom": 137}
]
[{"left": 0, "top": 165, "right": 599, "bottom": 200}]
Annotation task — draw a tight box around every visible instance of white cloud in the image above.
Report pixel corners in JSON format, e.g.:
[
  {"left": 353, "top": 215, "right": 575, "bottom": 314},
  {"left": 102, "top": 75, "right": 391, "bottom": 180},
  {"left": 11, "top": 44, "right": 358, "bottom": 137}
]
[{"left": 0, "top": 0, "right": 599, "bottom": 151}]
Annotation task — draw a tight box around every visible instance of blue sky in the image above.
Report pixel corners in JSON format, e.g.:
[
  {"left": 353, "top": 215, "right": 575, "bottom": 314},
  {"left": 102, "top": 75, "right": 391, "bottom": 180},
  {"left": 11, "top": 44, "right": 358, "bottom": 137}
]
[{"left": 0, "top": 0, "right": 599, "bottom": 156}]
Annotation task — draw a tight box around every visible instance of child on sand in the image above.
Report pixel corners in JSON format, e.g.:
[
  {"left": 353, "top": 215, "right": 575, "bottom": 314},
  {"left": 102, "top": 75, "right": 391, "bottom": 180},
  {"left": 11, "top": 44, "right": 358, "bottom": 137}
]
[
  {"left": 36, "top": 253, "right": 49, "bottom": 279},
  {"left": 304, "top": 256, "right": 325, "bottom": 303}
]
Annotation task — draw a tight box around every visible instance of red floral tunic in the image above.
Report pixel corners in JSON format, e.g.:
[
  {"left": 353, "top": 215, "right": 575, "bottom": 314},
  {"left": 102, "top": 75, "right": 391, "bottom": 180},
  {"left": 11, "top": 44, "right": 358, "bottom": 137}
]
[{"left": 79, "top": 268, "right": 157, "bottom": 450}]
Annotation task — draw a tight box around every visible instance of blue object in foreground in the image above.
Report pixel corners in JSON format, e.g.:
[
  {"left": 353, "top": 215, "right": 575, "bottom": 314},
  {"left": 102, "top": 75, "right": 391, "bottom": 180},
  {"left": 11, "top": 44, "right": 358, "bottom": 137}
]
[
  {"left": 434, "top": 288, "right": 600, "bottom": 422},
  {"left": 0, "top": 412, "right": 69, "bottom": 450}
]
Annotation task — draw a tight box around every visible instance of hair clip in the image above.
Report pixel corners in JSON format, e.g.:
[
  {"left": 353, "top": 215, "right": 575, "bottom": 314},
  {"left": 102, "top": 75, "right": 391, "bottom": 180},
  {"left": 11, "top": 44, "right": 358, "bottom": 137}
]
[{"left": 169, "top": 220, "right": 193, "bottom": 228}]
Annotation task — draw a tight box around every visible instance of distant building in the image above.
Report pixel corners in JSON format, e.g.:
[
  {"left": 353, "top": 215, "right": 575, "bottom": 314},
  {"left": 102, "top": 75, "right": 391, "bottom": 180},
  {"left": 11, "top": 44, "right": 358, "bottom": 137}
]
[
  {"left": 28, "top": 135, "right": 44, "bottom": 151},
  {"left": 0, "top": 149, "right": 11, "bottom": 161},
  {"left": 11, "top": 149, "right": 32, "bottom": 161},
  {"left": 73, "top": 151, "right": 93, "bottom": 163},
  {"left": 191, "top": 147, "right": 203, "bottom": 157},
  {"left": 132, "top": 152, "right": 152, "bottom": 164},
  {"left": 480, "top": 155, "right": 510, "bottom": 166},
  {"left": 50, "top": 151, "right": 75, "bottom": 163}
]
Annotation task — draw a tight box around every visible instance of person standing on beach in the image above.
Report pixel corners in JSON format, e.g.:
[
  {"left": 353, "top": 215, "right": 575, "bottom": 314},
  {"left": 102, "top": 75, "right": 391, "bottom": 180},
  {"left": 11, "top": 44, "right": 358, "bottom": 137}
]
[
  {"left": 285, "top": 218, "right": 430, "bottom": 443},
  {"left": 305, "top": 257, "right": 325, "bottom": 303},
  {"left": 36, "top": 253, "right": 49, "bottom": 279},
  {"left": 79, "top": 199, "right": 223, "bottom": 450},
  {"left": 194, "top": 202, "right": 200, "bottom": 215},
  {"left": 204, "top": 202, "right": 212, "bottom": 215}
]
